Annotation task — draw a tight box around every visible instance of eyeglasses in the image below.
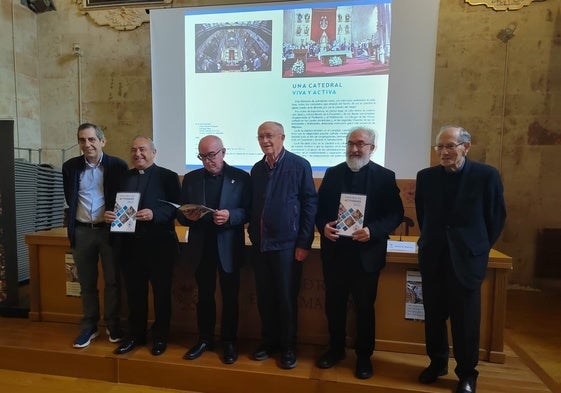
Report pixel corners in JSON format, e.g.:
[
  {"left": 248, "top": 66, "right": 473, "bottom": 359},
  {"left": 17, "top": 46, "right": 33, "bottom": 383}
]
[
  {"left": 197, "top": 149, "right": 223, "bottom": 161},
  {"left": 257, "top": 133, "right": 283, "bottom": 141},
  {"left": 433, "top": 142, "right": 464, "bottom": 152},
  {"left": 346, "top": 141, "right": 373, "bottom": 149}
]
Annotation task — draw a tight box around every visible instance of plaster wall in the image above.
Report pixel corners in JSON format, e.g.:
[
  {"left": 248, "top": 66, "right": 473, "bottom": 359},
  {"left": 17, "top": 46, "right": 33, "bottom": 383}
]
[{"left": 433, "top": 0, "right": 561, "bottom": 285}]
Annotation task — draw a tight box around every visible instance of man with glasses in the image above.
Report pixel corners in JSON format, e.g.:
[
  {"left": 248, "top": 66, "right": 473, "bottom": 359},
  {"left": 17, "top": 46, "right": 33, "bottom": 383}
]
[
  {"left": 315, "top": 127, "right": 404, "bottom": 379},
  {"left": 177, "top": 135, "right": 250, "bottom": 364},
  {"left": 248, "top": 121, "right": 318, "bottom": 369},
  {"left": 63, "top": 123, "right": 128, "bottom": 348},
  {"left": 415, "top": 125, "right": 506, "bottom": 393}
]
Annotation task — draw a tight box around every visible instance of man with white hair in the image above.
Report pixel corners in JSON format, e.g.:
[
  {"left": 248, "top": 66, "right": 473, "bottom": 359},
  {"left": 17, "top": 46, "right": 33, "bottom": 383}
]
[
  {"left": 315, "top": 127, "right": 404, "bottom": 379},
  {"left": 415, "top": 125, "right": 506, "bottom": 393}
]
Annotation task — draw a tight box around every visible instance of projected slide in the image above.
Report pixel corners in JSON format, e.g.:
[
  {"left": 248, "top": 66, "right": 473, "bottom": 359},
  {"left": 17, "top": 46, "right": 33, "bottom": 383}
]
[{"left": 184, "top": 0, "right": 391, "bottom": 171}]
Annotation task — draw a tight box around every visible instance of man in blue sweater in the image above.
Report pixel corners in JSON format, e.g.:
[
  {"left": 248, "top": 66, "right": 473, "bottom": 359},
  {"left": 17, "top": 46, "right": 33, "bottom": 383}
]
[{"left": 248, "top": 121, "right": 318, "bottom": 369}]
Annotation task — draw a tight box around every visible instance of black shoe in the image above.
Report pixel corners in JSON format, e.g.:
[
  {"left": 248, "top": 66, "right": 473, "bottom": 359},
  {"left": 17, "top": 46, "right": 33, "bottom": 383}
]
[
  {"left": 456, "top": 376, "right": 477, "bottom": 393},
  {"left": 418, "top": 364, "right": 448, "bottom": 384},
  {"left": 280, "top": 348, "right": 297, "bottom": 369},
  {"left": 316, "top": 348, "right": 345, "bottom": 369},
  {"left": 222, "top": 342, "right": 238, "bottom": 364},
  {"left": 252, "top": 343, "right": 279, "bottom": 361},
  {"left": 184, "top": 340, "right": 213, "bottom": 360},
  {"left": 355, "top": 356, "right": 373, "bottom": 379},
  {"left": 151, "top": 339, "right": 167, "bottom": 356},
  {"left": 114, "top": 338, "right": 144, "bottom": 355}
]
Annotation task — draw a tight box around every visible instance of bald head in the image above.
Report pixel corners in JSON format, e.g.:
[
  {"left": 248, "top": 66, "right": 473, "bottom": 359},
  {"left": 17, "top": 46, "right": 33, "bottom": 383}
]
[{"left": 198, "top": 135, "right": 225, "bottom": 175}]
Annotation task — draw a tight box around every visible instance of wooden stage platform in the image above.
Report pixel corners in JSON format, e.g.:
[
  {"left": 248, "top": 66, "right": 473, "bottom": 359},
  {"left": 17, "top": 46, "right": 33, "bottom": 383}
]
[{"left": 0, "top": 318, "right": 552, "bottom": 393}]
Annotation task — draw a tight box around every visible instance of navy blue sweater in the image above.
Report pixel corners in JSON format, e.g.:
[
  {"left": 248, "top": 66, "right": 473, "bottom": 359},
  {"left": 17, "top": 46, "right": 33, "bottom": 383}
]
[{"left": 248, "top": 149, "right": 318, "bottom": 252}]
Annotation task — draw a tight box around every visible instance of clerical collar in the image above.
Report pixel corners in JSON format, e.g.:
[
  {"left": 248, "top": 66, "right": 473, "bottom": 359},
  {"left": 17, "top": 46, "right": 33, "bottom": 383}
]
[
  {"left": 346, "top": 162, "right": 369, "bottom": 173},
  {"left": 205, "top": 168, "right": 223, "bottom": 177},
  {"left": 443, "top": 158, "right": 466, "bottom": 174},
  {"left": 137, "top": 164, "right": 155, "bottom": 175}
]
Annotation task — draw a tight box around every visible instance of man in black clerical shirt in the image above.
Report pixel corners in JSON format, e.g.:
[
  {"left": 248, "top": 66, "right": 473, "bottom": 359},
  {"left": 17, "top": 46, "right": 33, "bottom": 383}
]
[
  {"left": 315, "top": 127, "right": 403, "bottom": 379},
  {"left": 177, "top": 135, "right": 251, "bottom": 364},
  {"left": 106, "top": 136, "right": 180, "bottom": 357},
  {"left": 415, "top": 126, "right": 506, "bottom": 393}
]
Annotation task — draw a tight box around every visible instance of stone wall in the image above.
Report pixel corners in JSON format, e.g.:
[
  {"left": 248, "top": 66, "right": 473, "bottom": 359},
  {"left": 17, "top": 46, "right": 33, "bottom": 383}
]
[
  {"left": 433, "top": 1, "right": 561, "bottom": 285},
  {"left": 1, "top": 0, "right": 560, "bottom": 286},
  {"left": 0, "top": 0, "right": 41, "bottom": 162},
  {"left": 36, "top": 0, "right": 154, "bottom": 164}
]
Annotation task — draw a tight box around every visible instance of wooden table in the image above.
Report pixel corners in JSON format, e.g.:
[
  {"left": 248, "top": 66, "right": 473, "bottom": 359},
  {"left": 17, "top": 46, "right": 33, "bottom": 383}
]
[{"left": 26, "top": 228, "right": 511, "bottom": 363}]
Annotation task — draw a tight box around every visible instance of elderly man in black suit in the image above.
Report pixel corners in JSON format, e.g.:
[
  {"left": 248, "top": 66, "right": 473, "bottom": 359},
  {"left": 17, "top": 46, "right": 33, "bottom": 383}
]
[
  {"left": 415, "top": 125, "right": 506, "bottom": 393},
  {"left": 315, "top": 127, "right": 404, "bottom": 379},
  {"left": 177, "top": 135, "right": 251, "bottom": 364},
  {"left": 63, "top": 123, "right": 128, "bottom": 348},
  {"left": 107, "top": 136, "right": 180, "bottom": 357}
]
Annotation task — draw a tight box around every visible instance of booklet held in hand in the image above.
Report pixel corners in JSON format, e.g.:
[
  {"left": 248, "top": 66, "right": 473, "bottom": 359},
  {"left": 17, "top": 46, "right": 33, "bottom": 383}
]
[
  {"left": 111, "top": 192, "right": 141, "bottom": 233},
  {"left": 159, "top": 200, "right": 216, "bottom": 217},
  {"left": 336, "top": 193, "right": 366, "bottom": 237}
]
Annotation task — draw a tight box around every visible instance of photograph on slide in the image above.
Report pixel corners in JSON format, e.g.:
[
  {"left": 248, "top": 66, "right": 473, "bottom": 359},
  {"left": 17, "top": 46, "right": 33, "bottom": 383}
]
[
  {"left": 282, "top": 4, "right": 390, "bottom": 78},
  {"left": 194, "top": 20, "right": 273, "bottom": 73}
]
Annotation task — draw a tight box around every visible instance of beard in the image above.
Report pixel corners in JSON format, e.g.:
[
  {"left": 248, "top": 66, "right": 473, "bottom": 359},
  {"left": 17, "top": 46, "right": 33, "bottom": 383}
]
[{"left": 346, "top": 155, "right": 370, "bottom": 172}]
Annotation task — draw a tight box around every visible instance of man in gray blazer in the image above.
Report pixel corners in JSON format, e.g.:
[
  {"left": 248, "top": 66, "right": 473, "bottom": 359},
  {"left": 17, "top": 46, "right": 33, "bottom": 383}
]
[{"left": 178, "top": 135, "right": 251, "bottom": 364}]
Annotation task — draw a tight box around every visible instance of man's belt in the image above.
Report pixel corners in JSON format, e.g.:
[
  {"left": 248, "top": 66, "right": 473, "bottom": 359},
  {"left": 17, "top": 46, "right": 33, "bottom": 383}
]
[{"left": 75, "top": 221, "right": 106, "bottom": 229}]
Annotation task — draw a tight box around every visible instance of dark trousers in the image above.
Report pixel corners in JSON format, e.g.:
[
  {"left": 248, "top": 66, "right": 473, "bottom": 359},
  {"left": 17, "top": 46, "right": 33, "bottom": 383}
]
[
  {"left": 322, "top": 247, "right": 380, "bottom": 357},
  {"left": 195, "top": 247, "right": 240, "bottom": 343},
  {"left": 253, "top": 247, "right": 303, "bottom": 350},
  {"left": 422, "top": 247, "right": 481, "bottom": 379},
  {"left": 120, "top": 236, "right": 175, "bottom": 341},
  {"left": 72, "top": 226, "right": 121, "bottom": 331}
]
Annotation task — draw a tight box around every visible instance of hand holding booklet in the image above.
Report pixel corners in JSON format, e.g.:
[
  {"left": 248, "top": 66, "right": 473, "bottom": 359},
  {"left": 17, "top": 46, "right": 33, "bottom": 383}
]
[
  {"left": 159, "top": 200, "right": 216, "bottom": 217},
  {"left": 336, "top": 193, "right": 367, "bottom": 237},
  {"left": 111, "top": 192, "right": 140, "bottom": 233}
]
